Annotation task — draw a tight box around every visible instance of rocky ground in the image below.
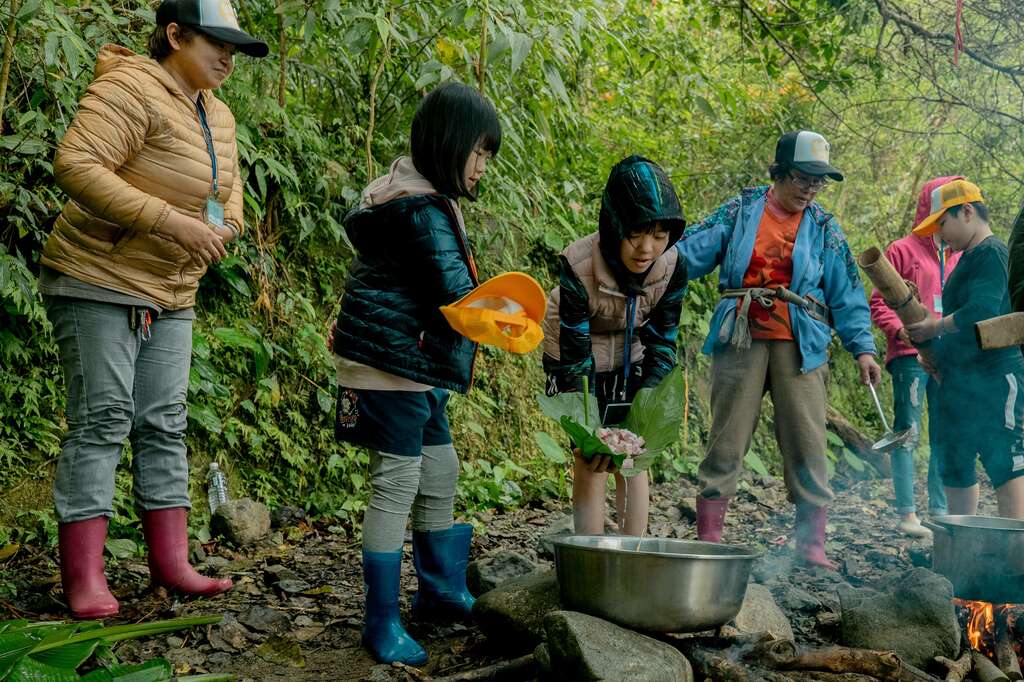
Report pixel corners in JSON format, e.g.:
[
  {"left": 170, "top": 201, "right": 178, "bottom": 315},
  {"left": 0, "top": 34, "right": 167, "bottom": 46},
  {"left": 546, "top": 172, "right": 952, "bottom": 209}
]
[{"left": 0, "top": 471, "right": 999, "bottom": 681}]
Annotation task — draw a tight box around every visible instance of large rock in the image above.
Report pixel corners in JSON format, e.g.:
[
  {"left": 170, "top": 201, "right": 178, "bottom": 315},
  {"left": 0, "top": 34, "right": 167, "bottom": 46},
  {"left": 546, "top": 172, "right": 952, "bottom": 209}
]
[
  {"left": 733, "top": 583, "right": 794, "bottom": 641},
  {"left": 542, "top": 610, "right": 693, "bottom": 681},
  {"left": 467, "top": 550, "right": 537, "bottom": 596},
  {"left": 536, "top": 514, "right": 574, "bottom": 559},
  {"left": 839, "top": 567, "right": 960, "bottom": 669},
  {"left": 472, "top": 570, "right": 561, "bottom": 652},
  {"left": 211, "top": 498, "right": 271, "bottom": 546}
]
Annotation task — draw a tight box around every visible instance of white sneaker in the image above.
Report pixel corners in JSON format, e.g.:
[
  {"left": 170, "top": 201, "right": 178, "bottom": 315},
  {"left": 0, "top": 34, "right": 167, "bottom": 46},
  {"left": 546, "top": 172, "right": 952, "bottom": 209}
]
[{"left": 898, "top": 519, "right": 933, "bottom": 538}]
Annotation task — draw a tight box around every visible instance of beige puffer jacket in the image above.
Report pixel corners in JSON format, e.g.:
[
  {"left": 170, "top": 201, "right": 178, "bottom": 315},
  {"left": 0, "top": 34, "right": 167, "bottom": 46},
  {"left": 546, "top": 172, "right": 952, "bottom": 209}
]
[
  {"left": 41, "top": 44, "right": 244, "bottom": 311},
  {"left": 542, "top": 232, "right": 680, "bottom": 371}
]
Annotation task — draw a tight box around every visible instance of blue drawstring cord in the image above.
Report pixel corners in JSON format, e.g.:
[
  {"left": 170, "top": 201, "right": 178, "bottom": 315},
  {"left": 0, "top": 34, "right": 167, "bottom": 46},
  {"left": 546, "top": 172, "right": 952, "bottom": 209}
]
[{"left": 622, "top": 296, "right": 637, "bottom": 401}]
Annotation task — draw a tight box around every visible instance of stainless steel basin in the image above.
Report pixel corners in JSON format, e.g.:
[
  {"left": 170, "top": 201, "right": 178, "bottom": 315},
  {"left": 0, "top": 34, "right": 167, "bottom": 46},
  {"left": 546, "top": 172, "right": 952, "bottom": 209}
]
[{"left": 552, "top": 535, "right": 762, "bottom": 632}]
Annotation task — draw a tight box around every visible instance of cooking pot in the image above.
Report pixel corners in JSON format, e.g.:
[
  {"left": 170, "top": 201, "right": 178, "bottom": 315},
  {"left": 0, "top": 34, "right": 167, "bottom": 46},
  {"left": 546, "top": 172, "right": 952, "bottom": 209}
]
[
  {"left": 552, "top": 535, "right": 761, "bottom": 632},
  {"left": 923, "top": 515, "right": 1024, "bottom": 604}
]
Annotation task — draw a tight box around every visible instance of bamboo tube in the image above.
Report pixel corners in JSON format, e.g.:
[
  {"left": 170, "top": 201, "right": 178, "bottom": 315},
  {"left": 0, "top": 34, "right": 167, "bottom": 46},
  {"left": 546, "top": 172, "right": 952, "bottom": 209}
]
[
  {"left": 858, "top": 247, "right": 936, "bottom": 366},
  {"left": 976, "top": 313, "right": 1024, "bottom": 350}
]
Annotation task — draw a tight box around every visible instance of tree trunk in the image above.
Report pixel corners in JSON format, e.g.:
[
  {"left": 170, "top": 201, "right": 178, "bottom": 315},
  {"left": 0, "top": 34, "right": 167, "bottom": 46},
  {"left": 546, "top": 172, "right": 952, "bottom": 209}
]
[
  {"left": 0, "top": 0, "right": 23, "bottom": 133},
  {"left": 826, "top": 406, "right": 892, "bottom": 477}
]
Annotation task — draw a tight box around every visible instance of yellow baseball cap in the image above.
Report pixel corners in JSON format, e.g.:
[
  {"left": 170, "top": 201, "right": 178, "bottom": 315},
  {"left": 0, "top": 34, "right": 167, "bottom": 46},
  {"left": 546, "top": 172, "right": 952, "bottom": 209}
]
[
  {"left": 912, "top": 179, "right": 985, "bottom": 237},
  {"left": 440, "top": 272, "right": 546, "bottom": 354}
]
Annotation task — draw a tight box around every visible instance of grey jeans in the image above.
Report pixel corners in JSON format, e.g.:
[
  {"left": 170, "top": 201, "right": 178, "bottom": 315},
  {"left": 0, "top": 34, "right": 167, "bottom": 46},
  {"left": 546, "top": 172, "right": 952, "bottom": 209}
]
[{"left": 46, "top": 297, "right": 192, "bottom": 522}]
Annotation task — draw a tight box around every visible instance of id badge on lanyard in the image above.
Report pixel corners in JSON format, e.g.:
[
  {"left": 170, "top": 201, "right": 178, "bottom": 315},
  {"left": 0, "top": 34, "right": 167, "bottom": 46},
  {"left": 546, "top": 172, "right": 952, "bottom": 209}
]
[{"left": 196, "top": 97, "right": 226, "bottom": 228}]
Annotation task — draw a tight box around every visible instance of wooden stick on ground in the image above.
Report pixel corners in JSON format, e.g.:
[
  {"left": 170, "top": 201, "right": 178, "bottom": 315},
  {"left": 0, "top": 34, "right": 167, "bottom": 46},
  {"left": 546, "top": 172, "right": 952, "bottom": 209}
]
[
  {"left": 430, "top": 654, "right": 537, "bottom": 682},
  {"left": 973, "top": 650, "right": 1011, "bottom": 682},
  {"left": 762, "top": 645, "right": 940, "bottom": 682},
  {"left": 934, "top": 652, "right": 972, "bottom": 682},
  {"left": 995, "top": 609, "right": 1023, "bottom": 681}
]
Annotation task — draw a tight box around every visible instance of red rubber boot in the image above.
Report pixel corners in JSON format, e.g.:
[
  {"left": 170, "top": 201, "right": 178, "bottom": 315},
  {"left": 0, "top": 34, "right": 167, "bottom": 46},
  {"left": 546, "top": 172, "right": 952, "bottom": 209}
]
[
  {"left": 141, "top": 508, "right": 232, "bottom": 596},
  {"left": 696, "top": 496, "right": 730, "bottom": 542},
  {"left": 795, "top": 504, "right": 838, "bottom": 570},
  {"left": 58, "top": 517, "right": 120, "bottom": 619}
]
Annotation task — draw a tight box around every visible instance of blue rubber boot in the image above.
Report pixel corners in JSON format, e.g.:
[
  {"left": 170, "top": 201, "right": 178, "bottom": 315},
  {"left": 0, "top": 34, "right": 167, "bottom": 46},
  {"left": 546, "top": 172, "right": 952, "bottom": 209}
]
[
  {"left": 361, "top": 550, "right": 427, "bottom": 666},
  {"left": 411, "top": 523, "right": 475, "bottom": 621}
]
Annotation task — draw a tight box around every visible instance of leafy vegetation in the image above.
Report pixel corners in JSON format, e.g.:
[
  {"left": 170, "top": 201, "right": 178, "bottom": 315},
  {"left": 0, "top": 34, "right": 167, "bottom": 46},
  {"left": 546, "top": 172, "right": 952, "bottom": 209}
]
[
  {"left": 2, "top": 0, "right": 1023, "bottom": 536},
  {"left": 0, "top": 616, "right": 224, "bottom": 680}
]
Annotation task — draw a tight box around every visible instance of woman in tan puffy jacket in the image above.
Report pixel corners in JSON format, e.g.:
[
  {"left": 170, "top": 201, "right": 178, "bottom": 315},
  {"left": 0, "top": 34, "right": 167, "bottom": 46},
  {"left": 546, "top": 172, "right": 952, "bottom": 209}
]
[{"left": 39, "top": 0, "right": 267, "bottom": 619}]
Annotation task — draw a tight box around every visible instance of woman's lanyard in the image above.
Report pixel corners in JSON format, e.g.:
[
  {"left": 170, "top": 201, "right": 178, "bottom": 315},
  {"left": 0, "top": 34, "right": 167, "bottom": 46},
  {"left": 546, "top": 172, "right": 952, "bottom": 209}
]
[
  {"left": 938, "top": 242, "right": 946, "bottom": 289},
  {"left": 935, "top": 241, "right": 947, "bottom": 317},
  {"left": 195, "top": 96, "right": 224, "bottom": 227}
]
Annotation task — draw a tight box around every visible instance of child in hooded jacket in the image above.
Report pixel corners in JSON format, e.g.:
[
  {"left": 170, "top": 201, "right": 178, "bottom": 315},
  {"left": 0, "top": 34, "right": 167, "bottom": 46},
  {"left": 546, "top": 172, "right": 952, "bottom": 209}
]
[{"left": 542, "top": 156, "right": 687, "bottom": 536}]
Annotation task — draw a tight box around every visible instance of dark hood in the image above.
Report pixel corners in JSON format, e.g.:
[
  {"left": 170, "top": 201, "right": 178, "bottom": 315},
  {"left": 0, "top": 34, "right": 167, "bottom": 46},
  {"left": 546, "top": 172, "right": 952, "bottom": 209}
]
[{"left": 598, "top": 155, "right": 686, "bottom": 294}]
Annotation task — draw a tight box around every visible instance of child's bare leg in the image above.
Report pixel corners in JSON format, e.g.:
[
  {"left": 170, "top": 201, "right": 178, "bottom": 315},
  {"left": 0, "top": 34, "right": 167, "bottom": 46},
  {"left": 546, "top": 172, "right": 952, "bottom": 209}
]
[
  {"left": 614, "top": 477, "right": 626, "bottom": 531},
  {"left": 945, "top": 484, "right": 980, "bottom": 516},
  {"left": 614, "top": 471, "right": 649, "bottom": 537},
  {"left": 996, "top": 477, "right": 1024, "bottom": 519},
  {"left": 572, "top": 453, "right": 609, "bottom": 535}
]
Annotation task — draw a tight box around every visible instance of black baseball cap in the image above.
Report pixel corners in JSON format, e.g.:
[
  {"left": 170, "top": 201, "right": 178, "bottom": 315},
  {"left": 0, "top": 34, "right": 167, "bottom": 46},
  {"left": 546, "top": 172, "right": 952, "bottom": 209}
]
[
  {"left": 156, "top": 0, "right": 269, "bottom": 58},
  {"left": 774, "top": 130, "right": 844, "bottom": 181}
]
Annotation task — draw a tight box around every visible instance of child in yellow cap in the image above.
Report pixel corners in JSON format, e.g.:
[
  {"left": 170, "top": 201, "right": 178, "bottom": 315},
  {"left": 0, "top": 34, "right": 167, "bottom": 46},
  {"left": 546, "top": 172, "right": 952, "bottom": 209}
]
[
  {"left": 905, "top": 179, "right": 1024, "bottom": 519},
  {"left": 541, "top": 155, "right": 687, "bottom": 537}
]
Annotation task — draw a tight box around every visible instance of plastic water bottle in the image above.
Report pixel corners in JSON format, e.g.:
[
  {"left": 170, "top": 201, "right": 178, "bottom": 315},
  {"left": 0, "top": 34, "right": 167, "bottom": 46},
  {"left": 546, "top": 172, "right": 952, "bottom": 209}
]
[{"left": 207, "top": 462, "right": 228, "bottom": 514}]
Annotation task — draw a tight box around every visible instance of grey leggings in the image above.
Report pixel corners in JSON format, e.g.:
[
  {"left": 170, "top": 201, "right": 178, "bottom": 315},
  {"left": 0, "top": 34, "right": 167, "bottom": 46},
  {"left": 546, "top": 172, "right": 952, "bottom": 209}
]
[{"left": 361, "top": 444, "right": 460, "bottom": 552}]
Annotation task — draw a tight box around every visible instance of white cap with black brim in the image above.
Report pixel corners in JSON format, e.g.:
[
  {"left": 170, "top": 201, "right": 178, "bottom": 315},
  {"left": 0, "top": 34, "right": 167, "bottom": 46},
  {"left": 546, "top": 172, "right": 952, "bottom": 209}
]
[{"left": 156, "top": 0, "right": 269, "bottom": 58}]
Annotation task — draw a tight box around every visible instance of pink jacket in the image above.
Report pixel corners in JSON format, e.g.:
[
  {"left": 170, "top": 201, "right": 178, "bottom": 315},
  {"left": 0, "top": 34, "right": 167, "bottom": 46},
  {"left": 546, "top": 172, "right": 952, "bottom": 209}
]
[{"left": 869, "top": 176, "right": 963, "bottom": 365}]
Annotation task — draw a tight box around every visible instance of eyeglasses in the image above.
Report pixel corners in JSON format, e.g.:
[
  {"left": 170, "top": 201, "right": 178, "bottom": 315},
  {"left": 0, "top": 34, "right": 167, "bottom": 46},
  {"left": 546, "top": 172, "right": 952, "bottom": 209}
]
[{"left": 788, "top": 172, "right": 829, "bottom": 191}]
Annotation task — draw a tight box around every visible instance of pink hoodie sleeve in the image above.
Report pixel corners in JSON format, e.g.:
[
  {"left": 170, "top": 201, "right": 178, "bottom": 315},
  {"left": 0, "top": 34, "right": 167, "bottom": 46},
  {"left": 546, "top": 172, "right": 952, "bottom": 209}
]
[{"left": 869, "top": 242, "right": 905, "bottom": 340}]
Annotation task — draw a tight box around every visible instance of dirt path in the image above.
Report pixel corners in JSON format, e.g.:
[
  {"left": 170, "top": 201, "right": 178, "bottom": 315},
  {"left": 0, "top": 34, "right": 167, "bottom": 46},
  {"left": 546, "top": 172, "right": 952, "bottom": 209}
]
[{"left": 3, "top": 471, "right": 993, "bottom": 680}]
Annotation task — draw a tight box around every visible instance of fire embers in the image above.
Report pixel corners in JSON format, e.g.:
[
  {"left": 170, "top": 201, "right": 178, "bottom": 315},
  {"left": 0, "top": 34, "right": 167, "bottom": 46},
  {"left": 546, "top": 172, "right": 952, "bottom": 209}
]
[{"left": 955, "top": 599, "right": 1023, "bottom": 680}]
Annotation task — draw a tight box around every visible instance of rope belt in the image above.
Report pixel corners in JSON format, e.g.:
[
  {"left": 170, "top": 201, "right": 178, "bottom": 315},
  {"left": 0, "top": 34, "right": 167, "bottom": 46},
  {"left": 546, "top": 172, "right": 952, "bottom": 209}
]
[{"left": 718, "top": 286, "right": 830, "bottom": 351}]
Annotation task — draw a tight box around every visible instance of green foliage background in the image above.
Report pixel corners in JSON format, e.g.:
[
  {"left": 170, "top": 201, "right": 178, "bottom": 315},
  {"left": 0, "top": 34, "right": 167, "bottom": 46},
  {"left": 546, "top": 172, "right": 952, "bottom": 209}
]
[{"left": 2, "top": 0, "right": 1023, "bottom": 537}]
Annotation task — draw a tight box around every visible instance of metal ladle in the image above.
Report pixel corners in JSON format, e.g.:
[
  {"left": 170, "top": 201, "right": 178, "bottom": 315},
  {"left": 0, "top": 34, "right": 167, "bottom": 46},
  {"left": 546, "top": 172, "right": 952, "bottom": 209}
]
[{"left": 868, "top": 382, "right": 916, "bottom": 452}]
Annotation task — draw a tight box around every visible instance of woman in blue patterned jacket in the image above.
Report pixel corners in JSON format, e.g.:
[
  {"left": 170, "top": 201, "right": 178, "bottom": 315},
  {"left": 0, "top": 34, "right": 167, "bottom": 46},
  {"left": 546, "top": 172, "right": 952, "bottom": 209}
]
[{"left": 678, "top": 130, "right": 880, "bottom": 569}]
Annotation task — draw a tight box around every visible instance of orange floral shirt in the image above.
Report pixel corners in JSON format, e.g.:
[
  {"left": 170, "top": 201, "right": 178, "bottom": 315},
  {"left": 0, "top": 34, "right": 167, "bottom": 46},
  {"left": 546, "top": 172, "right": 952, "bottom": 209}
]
[{"left": 742, "top": 194, "right": 802, "bottom": 340}]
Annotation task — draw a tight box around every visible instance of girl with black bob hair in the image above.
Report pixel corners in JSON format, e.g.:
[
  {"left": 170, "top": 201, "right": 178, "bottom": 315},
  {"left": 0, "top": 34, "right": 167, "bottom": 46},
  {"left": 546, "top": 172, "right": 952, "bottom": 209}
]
[
  {"left": 411, "top": 81, "right": 501, "bottom": 200},
  {"left": 329, "top": 81, "right": 500, "bottom": 667}
]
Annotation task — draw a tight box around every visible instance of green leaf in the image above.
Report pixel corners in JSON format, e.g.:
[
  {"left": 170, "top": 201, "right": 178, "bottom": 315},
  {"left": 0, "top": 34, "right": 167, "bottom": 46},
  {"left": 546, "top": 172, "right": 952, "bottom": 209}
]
[
  {"left": 560, "top": 417, "right": 615, "bottom": 461},
  {"left": 0, "top": 625, "right": 71, "bottom": 679},
  {"left": 510, "top": 32, "right": 533, "bottom": 72},
  {"left": 622, "top": 366, "right": 685, "bottom": 453},
  {"left": 536, "top": 390, "right": 599, "bottom": 429},
  {"left": 533, "top": 431, "right": 566, "bottom": 463},
  {"left": 254, "top": 635, "right": 304, "bottom": 668},
  {"left": 212, "top": 327, "right": 271, "bottom": 376},
  {"left": 28, "top": 617, "right": 222, "bottom": 656},
  {"left": 843, "top": 450, "right": 866, "bottom": 472},
  {"left": 543, "top": 62, "right": 570, "bottom": 105},
  {"left": 104, "top": 538, "right": 137, "bottom": 559},
  {"left": 316, "top": 388, "right": 332, "bottom": 414},
  {"left": 825, "top": 431, "right": 844, "bottom": 448},
  {"left": 744, "top": 451, "right": 770, "bottom": 478},
  {"left": 187, "top": 402, "right": 223, "bottom": 434},
  {"left": 7, "top": 655, "right": 79, "bottom": 681},
  {"left": 0, "top": 136, "right": 46, "bottom": 155},
  {"left": 79, "top": 658, "right": 173, "bottom": 681}
]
